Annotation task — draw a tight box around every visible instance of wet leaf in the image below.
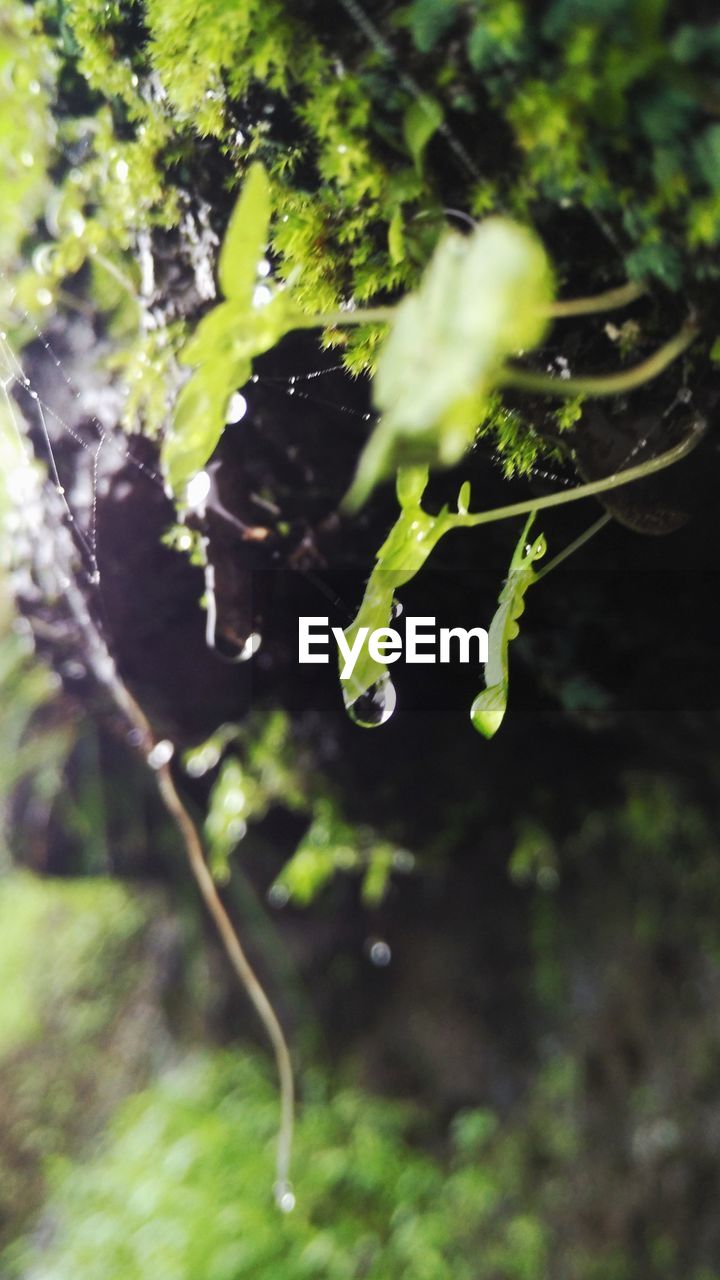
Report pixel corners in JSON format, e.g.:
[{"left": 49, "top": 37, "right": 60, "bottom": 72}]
[{"left": 471, "top": 515, "right": 546, "bottom": 738}]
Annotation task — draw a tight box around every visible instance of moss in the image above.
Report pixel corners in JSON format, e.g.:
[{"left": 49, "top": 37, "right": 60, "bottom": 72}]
[{"left": 7, "top": 0, "right": 720, "bottom": 476}]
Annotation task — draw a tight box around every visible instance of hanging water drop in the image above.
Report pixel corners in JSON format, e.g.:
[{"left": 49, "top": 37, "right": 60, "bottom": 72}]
[
  {"left": 274, "top": 1181, "right": 296, "bottom": 1213},
  {"left": 225, "top": 391, "right": 247, "bottom": 423},
  {"left": 345, "top": 674, "right": 397, "bottom": 728},
  {"left": 366, "top": 937, "right": 392, "bottom": 967},
  {"left": 185, "top": 469, "right": 211, "bottom": 514},
  {"left": 238, "top": 631, "right": 262, "bottom": 661},
  {"left": 267, "top": 882, "right": 290, "bottom": 908}
]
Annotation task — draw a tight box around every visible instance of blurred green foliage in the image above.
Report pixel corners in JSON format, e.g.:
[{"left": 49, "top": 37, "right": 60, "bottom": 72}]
[
  {"left": 9, "top": 1041, "right": 720, "bottom": 1280},
  {"left": 0, "top": 872, "right": 174, "bottom": 1244},
  {"left": 198, "top": 712, "right": 411, "bottom": 905},
  {"left": 0, "top": 1050, "right": 572, "bottom": 1280}
]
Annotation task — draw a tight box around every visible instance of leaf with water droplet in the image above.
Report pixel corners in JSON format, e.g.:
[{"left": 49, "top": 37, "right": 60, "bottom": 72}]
[
  {"left": 471, "top": 513, "right": 546, "bottom": 738},
  {"left": 164, "top": 296, "right": 310, "bottom": 497}
]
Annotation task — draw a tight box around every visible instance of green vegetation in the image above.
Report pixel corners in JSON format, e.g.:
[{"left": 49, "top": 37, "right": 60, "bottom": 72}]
[
  {"left": 0, "top": 1047, "right": 684, "bottom": 1280},
  {"left": 0, "top": 872, "right": 174, "bottom": 1244},
  {"left": 3, "top": 2, "right": 720, "bottom": 1275}
]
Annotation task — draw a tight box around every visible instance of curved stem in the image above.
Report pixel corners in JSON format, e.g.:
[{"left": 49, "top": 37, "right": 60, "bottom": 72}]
[
  {"left": 455, "top": 419, "right": 703, "bottom": 530},
  {"left": 153, "top": 760, "right": 295, "bottom": 1202},
  {"left": 308, "top": 279, "right": 646, "bottom": 333},
  {"left": 534, "top": 513, "right": 612, "bottom": 581},
  {"left": 62, "top": 579, "right": 295, "bottom": 1205},
  {"left": 312, "top": 306, "right": 394, "bottom": 328},
  {"left": 500, "top": 321, "right": 698, "bottom": 399},
  {"left": 94, "top": 253, "right": 138, "bottom": 299},
  {"left": 548, "top": 280, "right": 646, "bottom": 318}
]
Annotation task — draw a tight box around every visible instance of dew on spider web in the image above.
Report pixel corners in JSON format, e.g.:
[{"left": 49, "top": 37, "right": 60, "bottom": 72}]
[{"left": 0, "top": 299, "right": 170, "bottom": 602}]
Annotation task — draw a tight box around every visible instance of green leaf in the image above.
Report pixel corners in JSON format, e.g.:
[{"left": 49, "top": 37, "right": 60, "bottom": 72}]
[
  {"left": 471, "top": 515, "right": 546, "bottom": 739},
  {"left": 345, "top": 218, "right": 553, "bottom": 509},
  {"left": 163, "top": 294, "right": 311, "bottom": 497},
  {"left": 388, "top": 208, "right": 405, "bottom": 265},
  {"left": 403, "top": 95, "right": 443, "bottom": 173},
  {"left": 162, "top": 362, "right": 237, "bottom": 498},
  {"left": 217, "top": 162, "right": 271, "bottom": 304},
  {"left": 409, "top": 0, "right": 461, "bottom": 52}
]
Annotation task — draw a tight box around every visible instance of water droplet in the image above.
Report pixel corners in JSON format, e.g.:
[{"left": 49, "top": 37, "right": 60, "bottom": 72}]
[
  {"left": 392, "top": 848, "right": 415, "bottom": 872},
  {"left": 346, "top": 674, "right": 397, "bottom": 728},
  {"left": 115, "top": 158, "right": 129, "bottom": 182},
  {"left": 20, "top": 150, "right": 34, "bottom": 168},
  {"left": 257, "top": 258, "right": 271, "bottom": 278},
  {"left": 185, "top": 470, "right": 211, "bottom": 513},
  {"left": 274, "top": 1182, "right": 296, "bottom": 1213},
  {"left": 366, "top": 938, "right": 392, "bottom": 967},
  {"left": 36, "top": 288, "right": 53, "bottom": 307},
  {"left": 227, "top": 817, "right": 248, "bottom": 841},
  {"left": 225, "top": 391, "right": 248, "bottom": 423},
  {"left": 127, "top": 728, "right": 144, "bottom": 748},
  {"left": 184, "top": 745, "right": 220, "bottom": 777},
  {"left": 390, "top": 599, "right": 403, "bottom": 619},
  {"left": 267, "top": 882, "right": 290, "bottom": 908},
  {"left": 253, "top": 284, "right": 272, "bottom": 307},
  {"left": 147, "top": 739, "right": 175, "bottom": 769},
  {"left": 61, "top": 660, "right": 86, "bottom": 680},
  {"left": 238, "top": 631, "right": 262, "bottom": 661}
]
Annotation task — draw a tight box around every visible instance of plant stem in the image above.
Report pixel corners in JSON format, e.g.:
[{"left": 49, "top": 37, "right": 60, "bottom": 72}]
[
  {"left": 547, "top": 280, "right": 646, "bottom": 318},
  {"left": 311, "top": 307, "right": 394, "bottom": 329},
  {"left": 534, "top": 513, "right": 612, "bottom": 581},
  {"left": 62, "top": 576, "right": 295, "bottom": 1208},
  {"left": 455, "top": 419, "right": 703, "bottom": 529},
  {"left": 311, "top": 280, "right": 644, "bottom": 331},
  {"left": 499, "top": 321, "right": 698, "bottom": 398}
]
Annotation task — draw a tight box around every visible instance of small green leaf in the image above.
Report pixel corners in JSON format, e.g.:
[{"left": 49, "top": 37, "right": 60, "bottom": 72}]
[
  {"left": 217, "top": 162, "right": 271, "bottom": 304},
  {"left": 403, "top": 95, "right": 443, "bottom": 173},
  {"left": 388, "top": 208, "right": 405, "bottom": 265},
  {"left": 409, "top": 0, "right": 461, "bottom": 52}
]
